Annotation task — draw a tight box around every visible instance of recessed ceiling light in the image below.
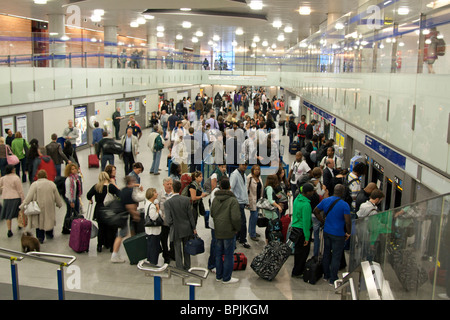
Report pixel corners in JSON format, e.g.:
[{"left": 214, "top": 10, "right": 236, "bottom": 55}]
[
  {"left": 34, "top": 0, "right": 47, "bottom": 4},
  {"left": 137, "top": 17, "right": 146, "bottom": 25},
  {"left": 335, "top": 22, "right": 345, "bottom": 30},
  {"left": 251, "top": 42, "right": 256, "bottom": 48},
  {"left": 213, "top": 35, "right": 220, "bottom": 41},
  {"left": 157, "top": 26, "right": 165, "bottom": 32},
  {"left": 192, "top": 37, "right": 198, "bottom": 43},
  {"left": 284, "top": 26, "right": 293, "bottom": 33},
  {"left": 232, "top": 40, "right": 237, "bottom": 46},
  {"left": 61, "top": 35, "right": 70, "bottom": 41},
  {"left": 397, "top": 7, "right": 410, "bottom": 15},
  {"left": 271, "top": 44, "right": 276, "bottom": 49},
  {"left": 272, "top": 20, "right": 282, "bottom": 28},
  {"left": 253, "top": 35, "right": 260, "bottom": 42},
  {"left": 180, "top": 8, "right": 192, "bottom": 11},
  {"left": 130, "top": 21, "right": 139, "bottom": 28},
  {"left": 262, "top": 40, "right": 268, "bottom": 46},
  {"left": 144, "top": 15, "right": 154, "bottom": 20},
  {"left": 195, "top": 31, "right": 204, "bottom": 37},
  {"left": 235, "top": 28, "right": 244, "bottom": 35},
  {"left": 277, "top": 34, "right": 285, "bottom": 41},
  {"left": 94, "top": 9, "right": 105, "bottom": 16},
  {"left": 91, "top": 38, "right": 98, "bottom": 42},
  {"left": 156, "top": 32, "right": 164, "bottom": 38},
  {"left": 182, "top": 21, "right": 192, "bottom": 28},
  {"left": 299, "top": 6, "right": 311, "bottom": 15},
  {"left": 249, "top": 1, "right": 263, "bottom": 10},
  {"left": 176, "top": 34, "right": 183, "bottom": 40}
]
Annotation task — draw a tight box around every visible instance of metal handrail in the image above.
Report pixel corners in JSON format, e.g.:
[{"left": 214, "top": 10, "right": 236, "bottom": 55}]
[{"left": 0, "top": 248, "right": 76, "bottom": 266}]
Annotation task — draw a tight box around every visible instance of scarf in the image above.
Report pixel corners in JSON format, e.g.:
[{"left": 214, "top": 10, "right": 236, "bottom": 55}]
[{"left": 69, "top": 174, "right": 82, "bottom": 201}]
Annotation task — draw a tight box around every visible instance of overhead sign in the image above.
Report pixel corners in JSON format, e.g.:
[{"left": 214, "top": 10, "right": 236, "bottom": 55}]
[
  {"left": 303, "top": 101, "right": 337, "bottom": 125},
  {"left": 365, "top": 135, "right": 406, "bottom": 170}
]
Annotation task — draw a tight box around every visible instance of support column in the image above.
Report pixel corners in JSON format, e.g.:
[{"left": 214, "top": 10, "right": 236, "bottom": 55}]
[
  {"left": 104, "top": 25, "right": 118, "bottom": 68},
  {"left": 147, "top": 23, "right": 158, "bottom": 69},
  {"left": 175, "top": 39, "right": 184, "bottom": 70},
  {"left": 193, "top": 43, "right": 201, "bottom": 70},
  {"left": 47, "top": 14, "right": 66, "bottom": 68}
]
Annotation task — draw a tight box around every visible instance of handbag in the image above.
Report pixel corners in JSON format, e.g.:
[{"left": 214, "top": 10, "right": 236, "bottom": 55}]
[
  {"left": 144, "top": 204, "right": 164, "bottom": 227},
  {"left": 184, "top": 234, "right": 205, "bottom": 255},
  {"left": 6, "top": 145, "right": 19, "bottom": 166},
  {"left": 256, "top": 197, "right": 276, "bottom": 212},
  {"left": 24, "top": 200, "right": 41, "bottom": 216},
  {"left": 97, "top": 199, "right": 128, "bottom": 228},
  {"left": 256, "top": 212, "right": 269, "bottom": 228},
  {"left": 18, "top": 209, "right": 28, "bottom": 228},
  {"left": 103, "top": 188, "right": 117, "bottom": 206}
]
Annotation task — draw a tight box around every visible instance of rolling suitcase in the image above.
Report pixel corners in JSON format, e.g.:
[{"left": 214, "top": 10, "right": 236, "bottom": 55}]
[
  {"left": 251, "top": 241, "right": 291, "bottom": 281},
  {"left": 303, "top": 229, "right": 324, "bottom": 284},
  {"left": 123, "top": 232, "right": 148, "bottom": 265},
  {"left": 69, "top": 216, "right": 92, "bottom": 253},
  {"left": 88, "top": 153, "right": 99, "bottom": 168}
]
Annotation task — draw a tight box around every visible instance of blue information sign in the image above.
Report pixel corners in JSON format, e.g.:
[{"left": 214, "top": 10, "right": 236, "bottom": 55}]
[{"left": 364, "top": 136, "right": 406, "bottom": 170}]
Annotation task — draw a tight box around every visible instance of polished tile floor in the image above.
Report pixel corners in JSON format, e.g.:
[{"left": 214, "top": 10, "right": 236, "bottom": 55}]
[{"left": 0, "top": 124, "right": 345, "bottom": 301}]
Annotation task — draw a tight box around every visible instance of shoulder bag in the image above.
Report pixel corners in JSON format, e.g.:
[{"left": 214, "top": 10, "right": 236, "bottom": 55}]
[{"left": 144, "top": 204, "right": 164, "bottom": 227}]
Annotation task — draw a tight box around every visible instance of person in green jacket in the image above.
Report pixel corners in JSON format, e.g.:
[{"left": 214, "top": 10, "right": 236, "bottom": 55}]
[
  {"left": 291, "top": 183, "right": 315, "bottom": 278},
  {"left": 10, "top": 132, "right": 29, "bottom": 183},
  {"left": 211, "top": 178, "right": 241, "bottom": 284}
]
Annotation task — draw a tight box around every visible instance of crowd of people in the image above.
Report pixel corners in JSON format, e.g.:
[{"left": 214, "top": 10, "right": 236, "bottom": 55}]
[{"left": 0, "top": 86, "right": 388, "bottom": 288}]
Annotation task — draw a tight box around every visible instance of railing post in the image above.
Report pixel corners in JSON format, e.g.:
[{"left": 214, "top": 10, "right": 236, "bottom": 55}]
[
  {"left": 189, "top": 285, "right": 195, "bottom": 300},
  {"left": 154, "top": 276, "right": 162, "bottom": 300},
  {"left": 57, "top": 265, "right": 65, "bottom": 300},
  {"left": 10, "top": 259, "right": 20, "bottom": 300}
]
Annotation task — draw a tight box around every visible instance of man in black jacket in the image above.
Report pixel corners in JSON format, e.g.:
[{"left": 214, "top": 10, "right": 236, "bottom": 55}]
[{"left": 97, "top": 131, "right": 116, "bottom": 171}]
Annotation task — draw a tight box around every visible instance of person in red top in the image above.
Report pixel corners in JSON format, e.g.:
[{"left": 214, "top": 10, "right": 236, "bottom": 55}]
[{"left": 297, "top": 115, "right": 307, "bottom": 148}]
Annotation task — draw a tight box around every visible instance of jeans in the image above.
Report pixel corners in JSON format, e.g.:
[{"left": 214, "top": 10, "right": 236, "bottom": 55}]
[
  {"left": 322, "top": 231, "right": 346, "bottom": 284},
  {"left": 55, "top": 164, "right": 62, "bottom": 177},
  {"left": 208, "top": 229, "right": 217, "bottom": 270},
  {"left": 146, "top": 234, "right": 161, "bottom": 265},
  {"left": 215, "top": 236, "right": 236, "bottom": 282},
  {"left": 101, "top": 154, "right": 114, "bottom": 171},
  {"left": 162, "top": 125, "right": 168, "bottom": 140},
  {"left": 312, "top": 216, "right": 321, "bottom": 257},
  {"left": 236, "top": 204, "right": 248, "bottom": 243},
  {"left": 150, "top": 150, "right": 162, "bottom": 173},
  {"left": 248, "top": 210, "right": 258, "bottom": 238},
  {"left": 15, "top": 157, "right": 27, "bottom": 182}
]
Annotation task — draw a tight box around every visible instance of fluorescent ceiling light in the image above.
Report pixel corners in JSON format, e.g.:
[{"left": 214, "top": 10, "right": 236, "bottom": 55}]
[
  {"left": 235, "top": 28, "right": 244, "bottom": 35},
  {"left": 176, "top": 34, "right": 183, "bottom": 40},
  {"left": 157, "top": 26, "right": 165, "bottom": 32},
  {"left": 284, "top": 26, "right": 293, "bottom": 33},
  {"left": 130, "top": 21, "right": 139, "bottom": 28},
  {"left": 180, "top": 8, "right": 191, "bottom": 11},
  {"left": 195, "top": 31, "right": 204, "bottom": 37},
  {"left": 272, "top": 20, "right": 282, "bottom": 28},
  {"left": 157, "top": 32, "right": 164, "bottom": 37},
  {"left": 34, "top": 0, "right": 47, "bottom": 4},
  {"left": 182, "top": 21, "right": 192, "bottom": 28},
  {"left": 249, "top": 1, "right": 263, "bottom": 10},
  {"left": 397, "top": 7, "right": 410, "bottom": 15},
  {"left": 299, "top": 6, "right": 311, "bottom": 15}
]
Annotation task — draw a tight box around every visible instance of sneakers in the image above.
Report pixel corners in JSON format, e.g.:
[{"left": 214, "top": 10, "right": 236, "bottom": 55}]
[
  {"left": 111, "top": 255, "right": 125, "bottom": 263},
  {"left": 222, "top": 277, "right": 239, "bottom": 284}
]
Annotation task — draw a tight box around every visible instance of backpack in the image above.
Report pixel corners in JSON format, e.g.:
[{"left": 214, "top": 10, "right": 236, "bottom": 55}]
[
  {"left": 344, "top": 174, "right": 360, "bottom": 208},
  {"left": 54, "top": 176, "right": 66, "bottom": 196},
  {"left": 297, "top": 123, "right": 307, "bottom": 136},
  {"left": 153, "top": 135, "right": 164, "bottom": 152},
  {"left": 180, "top": 173, "right": 192, "bottom": 196},
  {"left": 437, "top": 37, "right": 446, "bottom": 56}
]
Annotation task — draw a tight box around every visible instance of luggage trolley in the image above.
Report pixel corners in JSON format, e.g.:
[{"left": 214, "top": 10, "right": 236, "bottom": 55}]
[{"left": 137, "top": 260, "right": 209, "bottom": 300}]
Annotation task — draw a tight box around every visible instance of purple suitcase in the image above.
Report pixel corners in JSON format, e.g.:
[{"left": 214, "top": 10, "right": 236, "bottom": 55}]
[{"left": 69, "top": 218, "right": 92, "bottom": 253}]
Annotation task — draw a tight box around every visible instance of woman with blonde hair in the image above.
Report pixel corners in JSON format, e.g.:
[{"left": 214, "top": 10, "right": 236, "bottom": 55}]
[
  {"left": 62, "top": 163, "right": 83, "bottom": 234},
  {"left": 87, "top": 171, "right": 121, "bottom": 252},
  {"left": 144, "top": 188, "right": 161, "bottom": 265},
  {"left": 20, "top": 169, "right": 62, "bottom": 243}
]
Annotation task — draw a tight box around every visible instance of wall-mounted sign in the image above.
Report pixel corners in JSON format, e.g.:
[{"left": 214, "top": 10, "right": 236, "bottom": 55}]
[
  {"left": 74, "top": 105, "right": 88, "bottom": 147},
  {"left": 303, "top": 101, "right": 337, "bottom": 125},
  {"left": 365, "top": 135, "right": 406, "bottom": 170}
]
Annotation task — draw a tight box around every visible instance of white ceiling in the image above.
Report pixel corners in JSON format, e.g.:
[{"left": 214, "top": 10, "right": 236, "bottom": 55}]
[{"left": 1, "top": 0, "right": 372, "bottom": 52}]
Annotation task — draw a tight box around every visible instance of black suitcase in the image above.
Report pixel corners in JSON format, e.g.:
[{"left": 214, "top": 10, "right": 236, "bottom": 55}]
[
  {"left": 303, "top": 256, "right": 323, "bottom": 284},
  {"left": 251, "top": 241, "right": 291, "bottom": 281},
  {"left": 289, "top": 141, "right": 299, "bottom": 155}
]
